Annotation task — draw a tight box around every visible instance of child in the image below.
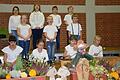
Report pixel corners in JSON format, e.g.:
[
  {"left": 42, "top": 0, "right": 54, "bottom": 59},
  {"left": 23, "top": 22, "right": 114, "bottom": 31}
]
[
  {"left": 88, "top": 35, "right": 103, "bottom": 57},
  {"left": 49, "top": 6, "right": 62, "bottom": 52},
  {"left": 17, "top": 15, "right": 32, "bottom": 59},
  {"left": 8, "top": 6, "right": 21, "bottom": 41},
  {"left": 67, "top": 14, "right": 82, "bottom": 40},
  {"left": 29, "top": 4, "right": 45, "bottom": 49},
  {"left": 30, "top": 39, "right": 49, "bottom": 62},
  {"left": 2, "top": 35, "right": 23, "bottom": 68},
  {"left": 43, "top": 16, "right": 58, "bottom": 61},
  {"left": 64, "top": 6, "right": 74, "bottom": 25},
  {"left": 63, "top": 36, "right": 78, "bottom": 59},
  {"left": 64, "top": 6, "right": 74, "bottom": 44}
]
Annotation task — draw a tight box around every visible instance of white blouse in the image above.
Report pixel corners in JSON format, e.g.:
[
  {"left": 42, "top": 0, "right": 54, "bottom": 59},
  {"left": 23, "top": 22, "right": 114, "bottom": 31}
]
[
  {"left": 29, "top": 11, "right": 45, "bottom": 29},
  {"left": 8, "top": 15, "right": 21, "bottom": 33}
]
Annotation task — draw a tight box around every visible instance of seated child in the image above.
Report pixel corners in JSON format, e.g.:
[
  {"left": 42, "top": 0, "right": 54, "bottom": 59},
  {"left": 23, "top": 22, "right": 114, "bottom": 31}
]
[
  {"left": 2, "top": 35, "right": 23, "bottom": 68},
  {"left": 30, "top": 39, "right": 49, "bottom": 62},
  {"left": 72, "top": 40, "right": 93, "bottom": 67},
  {"left": 63, "top": 36, "right": 78, "bottom": 59},
  {"left": 88, "top": 35, "right": 103, "bottom": 57}
]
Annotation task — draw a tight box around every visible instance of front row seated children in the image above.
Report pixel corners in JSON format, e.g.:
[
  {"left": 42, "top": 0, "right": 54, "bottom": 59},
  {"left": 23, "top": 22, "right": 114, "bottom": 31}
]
[
  {"left": 88, "top": 35, "right": 103, "bottom": 57},
  {"left": 30, "top": 39, "right": 49, "bottom": 62},
  {"left": 43, "top": 16, "right": 58, "bottom": 62},
  {"left": 2, "top": 35, "right": 23, "bottom": 69},
  {"left": 17, "top": 14, "right": 32, "bottom": 59}
]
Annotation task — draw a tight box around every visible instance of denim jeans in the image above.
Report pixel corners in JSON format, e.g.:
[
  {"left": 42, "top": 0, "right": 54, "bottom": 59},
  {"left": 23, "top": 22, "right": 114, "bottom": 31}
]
[
  {"left": 46, "top": 41, "right": 56, "bottom": 61},
  {"left": 19, "top": 40, "right": 30, "bottom": 59},
  {"left": 11, "top": 30, "right": 18, "bottom": 43},
  {"left": 56, "top": 29, "right": 60, "bottom": 50},
  {"left": 32, "top": 29, "right": 43, "bottom": 49},
  {"left": 72, "top": 53, "right": 93, "bottom": 66}
]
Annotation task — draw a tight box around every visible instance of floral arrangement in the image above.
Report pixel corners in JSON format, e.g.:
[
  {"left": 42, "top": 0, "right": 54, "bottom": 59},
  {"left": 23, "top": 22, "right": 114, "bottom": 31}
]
[{"left": 0, "top": 56, "right": 50, "bottom": 79}]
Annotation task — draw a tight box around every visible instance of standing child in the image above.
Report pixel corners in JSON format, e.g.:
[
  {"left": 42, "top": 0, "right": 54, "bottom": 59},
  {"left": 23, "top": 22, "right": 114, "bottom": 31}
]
[
  {"left": 50, "top": 6, "right": 62, "bottom": 52},
  {"left": 43, "top": 16, "right": 58, "bottom": 61},
  {"left": 64, "top": 6, "right": 74, "bottom": 44},
  {"left": 30, "top": 39, "right": 49, "bottom": 62},
  {"left": 64, "top": 6, "right": 74, "bottom": 25},
  {"left": 29, "top": 4, "right": 45, "bottom": 49},
  {"left": 8, "top": 6, "right": 21, "bottom": 42},
  {"left": 2, "top": 35, "right": 23, "bottom": 68},
  {"left": 67, "top": 14, "right": 82, "bottom": 40},
  {"left": 88, "top": 35, "right": 103, "bottom": 57},
  {"left": 17, "top": 15, "right": 32, "bottom": 59}
]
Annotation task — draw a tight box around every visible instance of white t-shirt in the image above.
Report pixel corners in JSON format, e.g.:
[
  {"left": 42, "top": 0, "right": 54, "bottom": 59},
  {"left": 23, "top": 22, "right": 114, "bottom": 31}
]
[
  {"left": 2, "top": 46, "right": 23, "bottom": 63},
  {"left": 67, "top": 23, "right": 82, "bottom": 35},
  {"left": 65, "top": 45, "right": 77, "bottom": 59},
  {"left": 88, "top": 44, "right": 103, "bottom": 57},
  {"left": 64, "top": 14, "right": 73, "bottom": 25},
  {"left": 49, "top": 14, "right": 62, "bottom": 29},
  {"left": 31, "top": 48, "right": 49, "bottom": 62},
  {"left": 17, "top": 24, "right": 31, "bottom": 40},
  {"left": 43, "top": 25, "right": 58, "bottom": 42},
  {"left": 29, "top": 11, "right": 45, "bottom": 29},
  {"left": 8, "top": 15, "right": 21, "bottom": 33}
]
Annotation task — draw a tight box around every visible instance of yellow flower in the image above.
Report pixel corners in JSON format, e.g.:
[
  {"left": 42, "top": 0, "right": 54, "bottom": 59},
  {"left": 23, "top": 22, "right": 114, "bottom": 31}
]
[
  {"left": 29, "top": 69, "right": 37, "bottom": 77},
  {"left": 6, "top": 74, "right": 11, "bottom": 79},
  {"left": 110, "top": 71, "right": 119, "bottom": 80},
  {"left": 20, "top": 72, "right": 27, "bottom": 78}
]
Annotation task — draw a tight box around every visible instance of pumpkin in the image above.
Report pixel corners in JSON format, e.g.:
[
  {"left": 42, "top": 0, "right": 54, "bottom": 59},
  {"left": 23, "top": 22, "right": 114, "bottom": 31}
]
[
  {"left": 29, "top": 69, "right": 37, "bottom": 77},
  {"left": 6, "top": 74, "right": 11, "bottom": 79},
  {"left": 110, "top": 71, "right": 119, "bottom": 80},
  {"left": 20, "top": 72, "right": 27, "bottom": 78}
]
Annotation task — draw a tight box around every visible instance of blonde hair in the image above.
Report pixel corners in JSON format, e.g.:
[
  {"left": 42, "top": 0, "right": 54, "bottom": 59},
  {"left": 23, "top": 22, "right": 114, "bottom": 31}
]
[{"left": 94, "top": 35, "right": 102, "bottom": 40}]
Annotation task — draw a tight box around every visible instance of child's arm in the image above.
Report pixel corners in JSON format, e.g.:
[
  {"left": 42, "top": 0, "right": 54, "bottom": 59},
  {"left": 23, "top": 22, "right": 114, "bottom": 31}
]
[
  {"left": 17, "top": 27, "right": 25, "bottom": 39},
  {"left": 3, "top": 53, "right": 7, "bottom": 63},
  {"left": 63, "top": 49, "right": 71, "bottom": 59},
  {"left": 24, "top": 28, "right": 32, "bottom": 40},
  {"left": 44, "top": 32, "right": 51, "bottom": 41}
]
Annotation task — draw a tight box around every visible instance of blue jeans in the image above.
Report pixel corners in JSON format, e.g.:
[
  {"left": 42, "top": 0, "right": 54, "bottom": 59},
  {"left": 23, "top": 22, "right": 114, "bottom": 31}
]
[
  {"left": 19, "top": 40, "right": 30, "bottom": 59},
  {"left": 32, "top": 29, "right": 43, "bottom": 49},
  {"left": 11, "top": 30, "right": 18, "bottom": 43},
  {"left": 56, "top": 29, "right": 60, "bottom": 50},
  {"left": 47, "top": 41, "right": 56, "bottom": 61}
]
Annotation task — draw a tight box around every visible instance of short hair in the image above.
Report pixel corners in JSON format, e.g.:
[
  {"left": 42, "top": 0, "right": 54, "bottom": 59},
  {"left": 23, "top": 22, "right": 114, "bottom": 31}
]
[
  {"left": 72, "top": 14, "right": 78, "bottom": 19},
  {"left": 12, "top": 6, "right": 19, "bottom": 15},
  {"left": 69, "top": 35, "right": 78, "bottom": 41},
  {"left": 36, "top": 39, "right": 44, "bottom": 45},
  {"left": 67, "top": 6, "right": 73, "bottom": 10},
  {"left": 9, "top": 35, "right": 17, "bottom": 42},
  {"left": 52, "top": 6, "right": 58, "bottom": 10},
  {"left": 94, "top": 35, "right": 102, "bottom": 40}
]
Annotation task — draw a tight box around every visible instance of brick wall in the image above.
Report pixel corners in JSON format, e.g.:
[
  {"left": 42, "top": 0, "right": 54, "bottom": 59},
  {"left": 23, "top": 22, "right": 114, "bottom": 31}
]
[
  {"left": 0, "top": 0, "right": 85, "bottom": 5},
  {"left": 95, "top": 0, "right": 120, "bottom": 5},
  {"left": 0, "top": 12, "right": 86, "bottom": 50},
  {"left": 96, "top": 13, "right": 120, "bottom": 47}
]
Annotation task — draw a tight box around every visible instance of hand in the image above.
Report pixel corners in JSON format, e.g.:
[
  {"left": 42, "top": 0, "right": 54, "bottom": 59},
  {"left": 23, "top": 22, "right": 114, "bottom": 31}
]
[{"left": 35, "top": 26, "right": 40, "bottom": 29}]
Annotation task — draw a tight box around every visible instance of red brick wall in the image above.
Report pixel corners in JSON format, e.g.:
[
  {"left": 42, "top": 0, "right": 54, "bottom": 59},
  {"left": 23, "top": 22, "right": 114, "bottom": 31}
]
[
  {"left": 0, "top": 12, "right": 86, "bottom": 50},
  {"left": 95, "top": 0, "right": 120, "bottom": 5},
  {"left": 96, "top": 13, "right": 120, "bottom": 47},
  {"left": 0, "top": 0, "right": 85, "bottom": 5}
]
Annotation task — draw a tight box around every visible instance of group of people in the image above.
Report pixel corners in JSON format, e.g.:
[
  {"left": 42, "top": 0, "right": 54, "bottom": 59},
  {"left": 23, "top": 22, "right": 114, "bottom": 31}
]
[{"left": 1, "top": 4, "right": 103, "bottom": 69}]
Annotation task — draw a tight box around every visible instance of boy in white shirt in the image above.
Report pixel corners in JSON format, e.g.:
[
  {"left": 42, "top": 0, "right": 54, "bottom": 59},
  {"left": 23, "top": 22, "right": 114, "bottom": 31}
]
[
  {"left": 29, "top": 4, "right": 45, "bottom": 49},
  {"left": 63, "top": 36, "right": 78, "bottom": 59},
  {"left": 64, "top": 6, "right": 74, "bottom": 44},
  {"left": 64, "top": 6, "right": 74, "bottom": 25},
  {"left": 50, "top": 6, "right": 62, "bottom": 51},
  {"left": 30, "top": 39, "right": 49, "bottom": 62},
  {"left": 88, "top": 35, "right": 103, "bottom": 57},
  {"left": 2, "top": 35, "right": 23, "bottom": 68},
  {"left": 67, "top": 14, "right": 82, "bottom": 40},
  {"left": 17, "top": 15, "right": 32, "bottom": 59},
  {"left": 8, "top": 6, "right": 21, "bottom": 42},
  {"left": 43, "top": 16, "right": 58, "bottom": 61}
]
